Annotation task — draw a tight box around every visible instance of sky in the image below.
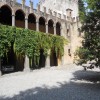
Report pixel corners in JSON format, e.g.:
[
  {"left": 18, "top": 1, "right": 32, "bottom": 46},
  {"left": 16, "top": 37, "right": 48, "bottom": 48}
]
[{"left": 17, "top": 0, "right": 39, "bottom": 8}]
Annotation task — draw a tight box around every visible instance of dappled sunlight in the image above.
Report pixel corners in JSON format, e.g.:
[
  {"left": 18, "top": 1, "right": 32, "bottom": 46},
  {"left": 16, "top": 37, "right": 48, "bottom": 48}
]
[
  {"left": 0, "top": 68, "right": 73, "bottom": 98},
  {"left": 0, "top": 66, "right": 100, "bottom": 100}
]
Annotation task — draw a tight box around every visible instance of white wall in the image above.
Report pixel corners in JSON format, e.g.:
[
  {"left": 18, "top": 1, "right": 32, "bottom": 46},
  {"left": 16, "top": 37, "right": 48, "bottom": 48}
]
[{"left": 39, "top": 0, "right": 79, "bottom": 17}]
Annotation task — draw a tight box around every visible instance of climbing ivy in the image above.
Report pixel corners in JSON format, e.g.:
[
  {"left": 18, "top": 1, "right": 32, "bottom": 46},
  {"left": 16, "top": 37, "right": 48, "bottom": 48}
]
[{"left": 0, "top": 24, "right": 68, "bottom": 66}]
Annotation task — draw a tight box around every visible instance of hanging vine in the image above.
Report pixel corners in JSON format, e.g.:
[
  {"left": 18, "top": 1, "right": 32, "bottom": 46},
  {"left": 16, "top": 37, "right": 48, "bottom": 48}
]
[{"left": 0, "top": 24, "right": 68, "bottom": 66}]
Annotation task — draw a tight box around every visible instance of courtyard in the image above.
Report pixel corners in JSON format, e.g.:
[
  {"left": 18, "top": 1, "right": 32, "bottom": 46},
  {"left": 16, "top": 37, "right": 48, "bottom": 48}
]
[{"left": 0, "top": 65, "right": 100, "bottom": 100}]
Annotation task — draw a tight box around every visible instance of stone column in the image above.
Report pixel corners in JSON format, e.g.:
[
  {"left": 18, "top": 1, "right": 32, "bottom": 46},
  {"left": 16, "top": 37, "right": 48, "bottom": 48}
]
[
  {"left": 54, "top": 25, "right": 56, "bottom": 35},
  {"left": 45, "top": 50, "right": 50, "bottom": 68},
  {"left": 36, "top": 19, "right": 39, "bottom": 31},
  {"left": 46, "top": 23, "right": 48, "bottom": 33},
  {"left": 61, "top": 56, "right": 64, "bottom": 66},
  {"left": 12, "top": 15, "right": 15, "bottom": 26},
  {"left": 25, "top": 17, "right": 28, "bottom": 29},
  {"left": 60, "top": 25, "right": 64, "bottom": 65},
  {"left": 24, "top": 16, "right": 30, "bottom": 71},
  {"left": 24, "top": 55, "right": 30, "bottom": 72},
  {"left": 60, "top": 27, "right": 63, "bottom": 36}
]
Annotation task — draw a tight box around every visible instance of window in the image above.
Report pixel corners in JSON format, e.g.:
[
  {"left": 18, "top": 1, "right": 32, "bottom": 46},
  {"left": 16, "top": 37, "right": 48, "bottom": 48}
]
[
  {"left": 78, "top": 28, "right": 81, "bottom": 37},
  {"left": 68, "top": 49, "right": 71, "bottom": 56}
]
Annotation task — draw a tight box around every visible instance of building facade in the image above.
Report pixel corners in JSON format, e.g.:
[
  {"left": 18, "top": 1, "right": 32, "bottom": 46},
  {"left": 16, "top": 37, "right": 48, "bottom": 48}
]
[{"left": 0, "top": 0, "right": 82, "bottom": 72}]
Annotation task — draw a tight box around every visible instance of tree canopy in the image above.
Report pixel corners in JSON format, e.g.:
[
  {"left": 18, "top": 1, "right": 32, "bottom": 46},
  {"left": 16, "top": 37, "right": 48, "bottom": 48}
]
[{"left": 75, "top": 0, "right": 100, "bottom": 67}]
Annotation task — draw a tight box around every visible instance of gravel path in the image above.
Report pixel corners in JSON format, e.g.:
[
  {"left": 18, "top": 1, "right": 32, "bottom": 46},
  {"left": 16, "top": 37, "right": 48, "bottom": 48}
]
[{"left": 0, "top": 65, "right": 100, "bottom": 100}]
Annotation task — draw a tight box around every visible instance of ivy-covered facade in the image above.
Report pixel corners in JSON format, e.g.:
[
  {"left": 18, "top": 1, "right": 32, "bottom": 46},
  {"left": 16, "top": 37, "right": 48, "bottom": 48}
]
[{"left": 0, "top": 0, "right": 82, "bottom": 74}]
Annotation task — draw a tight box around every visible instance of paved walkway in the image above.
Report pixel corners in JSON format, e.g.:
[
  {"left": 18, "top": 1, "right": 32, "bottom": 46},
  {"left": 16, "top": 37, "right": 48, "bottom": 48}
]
[{"left": 0, "top": 65, "right": 100, "bottom": 100}]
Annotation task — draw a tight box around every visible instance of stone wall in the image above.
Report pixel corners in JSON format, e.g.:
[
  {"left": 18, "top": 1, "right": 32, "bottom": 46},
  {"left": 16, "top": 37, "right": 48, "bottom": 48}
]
[{"left": 0, "top": 0, "right": 82, "bottom": 67}]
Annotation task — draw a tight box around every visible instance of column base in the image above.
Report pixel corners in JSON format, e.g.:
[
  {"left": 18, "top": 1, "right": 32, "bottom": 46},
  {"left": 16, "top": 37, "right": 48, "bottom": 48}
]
[
  {"left": 0, "top": 71, "right": 2, "bottom": 76},
  {"left": 24, "top": 55, "right": 30, "bottom": 72},
  {"left": 24, "top": 67, "right": 30, "bottom": 72},
  {"left": 45, "top": 66, "right": 51, "bottom": 68},
  {"left": 45, "top": 56, "right": 50, "bottom": 68}
]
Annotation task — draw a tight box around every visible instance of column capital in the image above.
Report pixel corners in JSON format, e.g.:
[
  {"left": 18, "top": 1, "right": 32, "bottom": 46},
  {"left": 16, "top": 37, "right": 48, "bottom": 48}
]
[
  {"left": 25, "top": 16, "right": 28, "bottom": 20},
  {"left": 45, "top": 23, "right": 48, "bottom": 26},
  {"left": 36, "top": 18, "right": 39, "bottom": 23},
  {"left": 53, "top": 23, "right": 56, "bottom": 27},
  {"left": 53, "top": 25, "right": 56, "bottom": 28},
  {"left": 25, "top": 18, "right": 28, "bottom": 20},
  {"left": 12, "top": 14, "right": 15, "bottom": 16}
]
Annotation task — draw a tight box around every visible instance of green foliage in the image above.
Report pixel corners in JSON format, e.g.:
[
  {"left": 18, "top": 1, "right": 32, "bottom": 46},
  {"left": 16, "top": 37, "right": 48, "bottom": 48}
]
[
  {"left": 78, "top": 0, "right": 86, "bottom": 22},
  {"left": 75, "top": 47, "right": 91, "bottom": 64},
  {"left": 0, "top": 24, "right": 15, "bottom": 57},
  {"left": 75, "top": 0, "right": 100, "bottom": 66},
  {"left": 0, "top": 24, "right": 68, "bottom": 66}
]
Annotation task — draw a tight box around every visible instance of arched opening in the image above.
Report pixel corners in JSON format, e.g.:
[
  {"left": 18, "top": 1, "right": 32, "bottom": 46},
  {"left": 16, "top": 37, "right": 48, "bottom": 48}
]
[
  {"left": 1, "top": 44, "right": 25, "bottom": 74},
  {"left": 39, "top": 49, "right": 46, "bottom": 68},
  {"left": 39, "top": 17, "right": 45, "bottom": 33},
  {"left": 56, "top": 22, "right": 61, "bottom": 36},
  {"left": 15, "top": 9, "right": 25, "bottom": 28},
  {"left": 50, "top": 49, "right": 58, "bottom": 67},
  {"left": 28, "top": 13, "right": 36, "bottom": 30},
  {"left": 1, "top": 42, "right": 16, "bottom": 74},
  {"left": 0, "top": 5, "right": 12, "bottom": 25},
  {"left": 30, "top": 49, "right": 46, "bottom": 70},
  {"left": 78, "top": 28, "right": 81, "bottom": 37},
  {"left": 48, "top": 19, "right": 54, "bottom": 34}
]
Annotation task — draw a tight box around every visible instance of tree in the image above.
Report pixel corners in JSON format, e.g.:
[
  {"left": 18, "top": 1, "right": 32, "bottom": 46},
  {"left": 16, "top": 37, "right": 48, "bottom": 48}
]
[
  {"left": 75, "top": 0, "right": 100, "bottom": 67},
  {"left": 78, "top": 0, "right": 86, "bottom": 21}
]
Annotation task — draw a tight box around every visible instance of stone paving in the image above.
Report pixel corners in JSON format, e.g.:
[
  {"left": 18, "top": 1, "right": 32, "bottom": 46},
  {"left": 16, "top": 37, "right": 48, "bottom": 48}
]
[{"left": 0, "top": 65, "right": 100, "bottom": 100}]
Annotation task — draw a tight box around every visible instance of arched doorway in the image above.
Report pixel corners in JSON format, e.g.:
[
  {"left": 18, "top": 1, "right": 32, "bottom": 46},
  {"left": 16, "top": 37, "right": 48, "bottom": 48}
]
[
  {"left": 0, "top": 5, "right": 12, "bottom": 25},
  {"left": 48, "top": 19, "right": 54, "bottom": 34},
  {"left": 1, "top": 42, "right": 16, "bottom": 74},
  {"left": 56, "top": 22, "right": 61, "bottom": 36},
  {"left": 39, "top": 17, "right": 45, "bottom": 33},
  {"left": 39, "top": 49, "right": 46, "bottom": 68},
  {"left": 28, "top": 13, "right": 36, "bottom": 30},
  {"left": 30, "top": 49, "right": 46, "bottom": 70},
  {"left": 15, "top": 9, "right": 25, "bottom": 28},
  {"left": 50, "top": 49, "right": 58, "bottom": 67}
]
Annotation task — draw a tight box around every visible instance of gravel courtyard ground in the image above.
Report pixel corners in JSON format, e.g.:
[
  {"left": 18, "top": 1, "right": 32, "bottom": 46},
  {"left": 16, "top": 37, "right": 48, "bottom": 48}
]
[{"left": 0, "top": 64, "right": 100, "bottom": 100}]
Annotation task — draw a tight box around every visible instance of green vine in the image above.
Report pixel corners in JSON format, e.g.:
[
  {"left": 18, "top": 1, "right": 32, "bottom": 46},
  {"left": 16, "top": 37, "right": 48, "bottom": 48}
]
[{"left": 0, "top": 24, "right": 68, "bottom": 67}]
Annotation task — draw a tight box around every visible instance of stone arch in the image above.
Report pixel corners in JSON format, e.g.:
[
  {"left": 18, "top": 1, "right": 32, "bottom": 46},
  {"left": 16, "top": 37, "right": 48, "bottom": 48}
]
[
  {"left": 48, "top": 19, "right": 54, "bottom": 34},
  {"left": 28, "top": 13, "right": 36, "bottom": 30},
  {"left": 0, "top": 5, "right": 12, "bottom": 25},
  {"left": 15, "top": 9, "right": 25, "bottom": 28},
  {"left": 56, "top": 22, "right": 61, "bottom": 36},
  {"left": 39, "top": 17, "right": 46, "bottom": 33},
  {"left": 50, "top": 49, "right": 58, "bottom": 67},
  {"left": 39, "top": 49, "right": 46, "bottom": 68}
]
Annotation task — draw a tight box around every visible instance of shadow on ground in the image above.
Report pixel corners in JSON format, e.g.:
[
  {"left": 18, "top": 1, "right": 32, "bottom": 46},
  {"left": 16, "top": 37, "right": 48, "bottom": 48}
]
[
  {"left": 0, "top": 69, "right": 100, "bottom": 100},
  {"left": 72, "top": 70, "right": 100, "bottom": 83}
]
